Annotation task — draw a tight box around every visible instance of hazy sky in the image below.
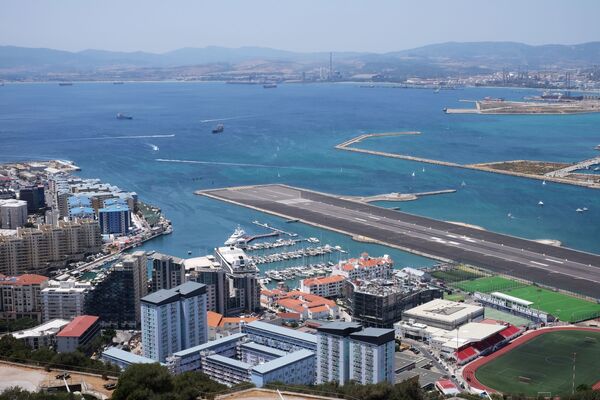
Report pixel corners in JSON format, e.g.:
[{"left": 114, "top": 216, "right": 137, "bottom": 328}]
[{"left": 2, "top": 0, "right": 600, "bottom": 53}]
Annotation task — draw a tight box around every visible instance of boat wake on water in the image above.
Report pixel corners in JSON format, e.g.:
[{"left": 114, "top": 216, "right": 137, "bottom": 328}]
[
  {"left": 147, "top": 143, "right": 159, "bottom": 151},
  {"left": 200, "top": 115, "right": 256, "bottom": 123},
  {"left": 155, "top": 158, "right": 323, "bottom": 171},
  {"left": 44, "top": 134, "right": 176, "bottom": 142}
]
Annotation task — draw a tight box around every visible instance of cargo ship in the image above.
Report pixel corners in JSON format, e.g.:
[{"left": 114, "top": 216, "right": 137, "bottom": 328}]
[
  {"left": 58, "top": 82, "right": 73, "bottom": 86},
  {"left": 263, "top": 83, "right": 277, "bottom": 89},
  {"left": 116, "top": 113, "right": 133, "bottom": 120}
]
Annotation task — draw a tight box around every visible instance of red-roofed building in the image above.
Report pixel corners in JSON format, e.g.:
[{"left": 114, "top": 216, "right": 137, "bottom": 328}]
[
  {"left": 274, "top": 291, "right": 339, "bottom": 320},
  {"left": 277, "top": 312, "right": 301, "bottom": 323},
  {"left": 436, "top": 379, "right": 460, "bottom": 395},
  {"left": 56, "top": 315, "right": 100, "bottom": 353},
  {"left": 260, "top": 288, "right": 286, "bottom": 307},
  {"left": 0, "top": 274, "right": 49, "bottom": 321},
  {"left": 300, "top": 275, "right": 345, "bottom": 298},
  {"left": 333, "top": 253, "right": 393, "bottom": 281}
]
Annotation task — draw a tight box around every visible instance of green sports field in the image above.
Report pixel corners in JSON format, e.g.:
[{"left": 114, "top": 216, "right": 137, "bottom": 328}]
[
  {"left": 452, "top": 276, "right": 525, "bottom": 293},
  {"left": 453, "top": 276, "right": 600, "bottom": 322},
  {"left": 476, "top": 330, "right": 600, "bottom": 396},
  {"left": 500, "top": 286, "right": 600, "bottom": 322}
]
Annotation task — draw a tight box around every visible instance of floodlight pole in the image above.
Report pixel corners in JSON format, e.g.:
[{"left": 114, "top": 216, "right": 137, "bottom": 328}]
[{"left": 572, "top": 352, "right": 576, "bottom": 394}]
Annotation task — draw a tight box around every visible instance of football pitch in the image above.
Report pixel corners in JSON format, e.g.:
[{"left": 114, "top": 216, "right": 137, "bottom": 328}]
[
  {"left": 500, "top": 286, "right": 600, "bottom": 322},
  {"left": 453, "top": 276, "right": 600, "bottom": 322},
  {"left": 475, "top": 330, "right": 600, "bottom": 396},
  {"left": 452, "top": 276, "right": 524, "bottom": 293}
]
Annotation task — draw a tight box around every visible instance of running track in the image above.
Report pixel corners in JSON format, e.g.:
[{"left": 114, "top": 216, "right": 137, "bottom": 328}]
[{"left": 462, "top": 327, "right": 600, "bottom": 393}]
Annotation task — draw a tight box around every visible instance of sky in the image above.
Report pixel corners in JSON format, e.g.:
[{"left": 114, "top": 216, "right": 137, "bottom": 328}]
[{"left": 2, "top": 0, "right": 600, "bottom": 53}]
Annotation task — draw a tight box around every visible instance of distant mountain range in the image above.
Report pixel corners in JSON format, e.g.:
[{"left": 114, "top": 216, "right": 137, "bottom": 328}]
[{"left": 1, "top": 41, "right": 599, "bottom": 79}]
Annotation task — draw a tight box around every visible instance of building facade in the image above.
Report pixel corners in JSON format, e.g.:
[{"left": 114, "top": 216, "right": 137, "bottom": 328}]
[
  {"left": 0, "top": 221, "right": 102, "bottom": 275},
  {"left": 348, "top": 328, "right": 395, "bottom": 385},
  {"left": 0, "top": 273, "right": 48, "bottom": 321},
  {"left": 315, "top": 322, "right": 362, "bottom": 385},
  {"left": 98, "top": 204, "right": 130, "bottom": 236},
  {"left": 0, "top": 199, "right": 28, "bottom": 229},
  {"left": 214, "top": 246, "right": 261, "bottom": 316},
  {"left": 300, "top": 275, "right": 345, "bottom": 298},
  {"left": 141, "top": 281, "right": 208, "bottom": 362},
  {"left": 243, "top": 320, "right": 317, "bottom": 352},
  {"left": 41, "top": 280, "right": 91, "bottom": 321},
  {"left": 56, "top": 315, "right": 101, "bottom": 353},
  {"left": 149, "top": 252, "right": 185, "bottom": 293},
  {"left": 345, "top": 278, "right": 442, "bottom": 328},
  {"left": 123, "top": 251, "right": 148, "bottom": 325}
]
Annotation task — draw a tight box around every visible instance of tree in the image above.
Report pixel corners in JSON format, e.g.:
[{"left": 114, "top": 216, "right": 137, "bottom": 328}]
[
  {"left": 172, "top": 371, "right": 228, "bottom": 400},
  {"left": 112, "top": 363, "right": 174, "bottom": 400}
]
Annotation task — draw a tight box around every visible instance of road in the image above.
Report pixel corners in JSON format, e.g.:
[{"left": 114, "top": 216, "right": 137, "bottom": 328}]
[{"left": 199, "top": 184, "right": 600, "bottom": 298}]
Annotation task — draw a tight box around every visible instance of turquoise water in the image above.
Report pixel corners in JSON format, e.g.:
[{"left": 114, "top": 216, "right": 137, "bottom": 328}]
[{"left": 0, "top": 82, "right": 598, "bottom": 267}]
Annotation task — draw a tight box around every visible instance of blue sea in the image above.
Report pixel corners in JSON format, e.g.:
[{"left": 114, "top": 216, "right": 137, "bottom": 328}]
[{"left": 1, "top": 82, "right": 598, "bottom": 268}]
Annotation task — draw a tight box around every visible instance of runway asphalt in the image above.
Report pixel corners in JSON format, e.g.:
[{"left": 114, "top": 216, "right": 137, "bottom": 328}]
[{"left": 200, "top": 184, "right": 600, "bottom": 298}]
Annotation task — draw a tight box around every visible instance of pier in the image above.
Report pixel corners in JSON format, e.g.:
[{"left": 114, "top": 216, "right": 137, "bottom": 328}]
[
  {"left": 335, "top": 132, "right": 600, "bottom": 189},
  {"left": 544, "top": 156, "right": 600, "bottom": 177},
  {"left": 198, "top": 184, "right": 600, "bottom": 298}
]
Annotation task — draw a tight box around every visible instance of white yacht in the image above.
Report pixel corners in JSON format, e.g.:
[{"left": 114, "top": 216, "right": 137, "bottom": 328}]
[{"left": 224, "top": 226, "right": 247, "bottom": 246}]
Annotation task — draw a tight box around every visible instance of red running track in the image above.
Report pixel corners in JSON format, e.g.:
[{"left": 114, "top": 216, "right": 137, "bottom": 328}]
[{"left": 462, "top": 326, "right": 600, "bottom": 393}]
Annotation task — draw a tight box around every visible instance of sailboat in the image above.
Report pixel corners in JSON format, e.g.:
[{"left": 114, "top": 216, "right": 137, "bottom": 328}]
[
  {"left": 411, "top": 172, "right": 416, "bottom": 177},
  {"left": 461, "top": 181, "right": 466, "bottom": 187},
  {"left": 542, "top": 180, "right": 546, "bottom": 185}
]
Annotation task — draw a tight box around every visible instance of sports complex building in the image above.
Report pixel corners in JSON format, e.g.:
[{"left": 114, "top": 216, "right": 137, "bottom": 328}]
[
  {"left": 396, "top": 299, "right": 523, "bottom": 365},
  {"left": 473, "top": 291, "right": 555, "bottom": 323}
]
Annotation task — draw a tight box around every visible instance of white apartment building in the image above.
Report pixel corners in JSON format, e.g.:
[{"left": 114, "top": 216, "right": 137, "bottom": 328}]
[
  {"left": 141, "top": 281, "right": 208, "bottom": 362},
  {"left": 348, "top": 328, "right": 395, "bottom": 385},
  {"left": 333, "top": 253, "right": 393, "bottom": 281},
  {"left": 300, "top": 275, "right": 345, "bottom": 298},
  {"left": 0, "top": 199, "right": 28, "bottom": 229},
  {"left": 41, "top": 280, "right": 91, "bottom": 321},
  {"left": 315, "top": 322, "right": 363, "bottom": 385}
]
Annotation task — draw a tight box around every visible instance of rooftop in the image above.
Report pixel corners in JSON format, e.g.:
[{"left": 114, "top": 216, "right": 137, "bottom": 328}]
[
  {"left": 56, "top": 315, "right": 99, "bottom": 338},
  {"left": 11, "top": 319, "right": 70, "bottom": 339},
  {"left": 252, "top": 349, "right": 314, "bottom": 374},
  {"left": 245, "top": 321, "right": 317, "bottom": 344},
  {"left": 240, "top": 342, "right": 287, "bottom": 358},
  {"left": 171, "top": 333, "right": 247, "bottom": 358},
  {"left": 0, "top": 274, "right": 48, "bottom": 286},
  {"left": 206, "top": 354, "right": 252, "bottom": 371},
  {"left": 403, "top": 299, "right": 483, "bottom": 323},
  {"left": 349, "top": 327, "right": 395, "bottom": 345},
  {"left": 490, "top": 291, "right": 534, "bottom": 307},
  {"left": 102, "top": 347, "right": 158, "bottom": 365},
  {"left": 141, "top": 281, "right": 206, "bottom": 306},
  {"left": 316, "top": 322, "right": 363, "bottom": 336},
  {"left": 98, "top": 204, "right": 130, "bottom": 213},
  {"left": 184, "top": 255, "right": 219, "bottom": 271},
  {"left": 302, "top": 275, "right": 345, "bottom": 286}
]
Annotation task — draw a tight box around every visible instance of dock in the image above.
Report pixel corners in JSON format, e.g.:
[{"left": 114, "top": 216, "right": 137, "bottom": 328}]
[
  {"left": 197, "top": 184, "right": 600, "bottom": 298},
  {"left": 544, "top": 156, "right": 600, "bottom": 178},
  {"left": 335, "top": 132, "right": 600, "bottom": 189}
]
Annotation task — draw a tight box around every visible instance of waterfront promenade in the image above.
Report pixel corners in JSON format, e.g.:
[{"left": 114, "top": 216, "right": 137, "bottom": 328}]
[{"left": 198, "top": 184, "right": 600, "bottom": 298}]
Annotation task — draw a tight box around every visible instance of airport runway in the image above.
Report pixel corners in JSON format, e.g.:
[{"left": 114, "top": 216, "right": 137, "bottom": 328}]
[{"left": 199, "top": 184, "right": 600, "bottom": 298}]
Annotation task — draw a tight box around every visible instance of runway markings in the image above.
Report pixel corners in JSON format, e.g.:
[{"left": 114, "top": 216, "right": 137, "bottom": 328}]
[{"left": 530, "top": 260, "right": 549, "bottom": 267}]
